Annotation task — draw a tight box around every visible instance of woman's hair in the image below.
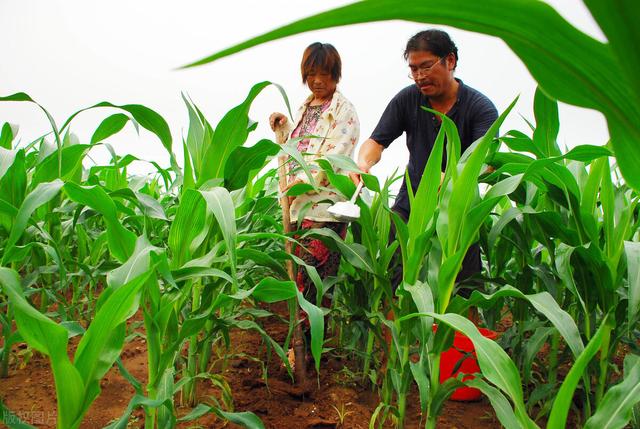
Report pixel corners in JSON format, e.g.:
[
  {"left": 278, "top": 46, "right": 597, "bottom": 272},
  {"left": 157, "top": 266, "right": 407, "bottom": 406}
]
[{"left": 301, "top": 42, "right": 342, "bottom": 84}]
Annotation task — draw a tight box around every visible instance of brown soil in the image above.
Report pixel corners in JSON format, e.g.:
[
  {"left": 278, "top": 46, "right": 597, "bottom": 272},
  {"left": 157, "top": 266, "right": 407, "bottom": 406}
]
[{"left": 1, "top": 306, "right": 500, "bottom": 429}]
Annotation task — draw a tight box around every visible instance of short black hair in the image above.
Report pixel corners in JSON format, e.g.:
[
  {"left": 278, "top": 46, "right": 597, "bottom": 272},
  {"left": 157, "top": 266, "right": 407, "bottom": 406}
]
[
  {"left": 301, "top": 42, "right": 342, "bottom": 84},
  {"left": 404, "top": 29, "right": 459, "bottom": 68}
]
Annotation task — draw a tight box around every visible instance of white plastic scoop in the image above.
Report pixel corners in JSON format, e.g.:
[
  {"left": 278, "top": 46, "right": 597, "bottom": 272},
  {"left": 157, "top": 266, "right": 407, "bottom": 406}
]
[{"left": 327, "top": 181, "right": 364, "bottom": 222}]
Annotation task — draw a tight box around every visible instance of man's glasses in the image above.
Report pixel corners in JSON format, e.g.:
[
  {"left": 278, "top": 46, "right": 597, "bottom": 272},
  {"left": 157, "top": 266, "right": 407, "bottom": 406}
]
[{"left": 408, "top": 57, "right": 444, "bottom": 79}]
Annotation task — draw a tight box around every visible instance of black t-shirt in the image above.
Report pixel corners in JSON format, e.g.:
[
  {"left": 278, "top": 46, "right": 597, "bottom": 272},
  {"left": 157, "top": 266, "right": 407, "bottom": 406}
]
[{"left": 370, "top": 79, "right": 498, "bottom": 215}]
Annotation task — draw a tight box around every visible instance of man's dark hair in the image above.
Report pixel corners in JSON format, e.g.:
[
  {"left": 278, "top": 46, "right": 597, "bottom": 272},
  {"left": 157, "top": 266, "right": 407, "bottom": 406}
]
[
  {"left": 301, "top": 42, "right": 342, "bottom": 84},
  {"left": 404, "top": 29, "right": 459, "bottom": 68}
]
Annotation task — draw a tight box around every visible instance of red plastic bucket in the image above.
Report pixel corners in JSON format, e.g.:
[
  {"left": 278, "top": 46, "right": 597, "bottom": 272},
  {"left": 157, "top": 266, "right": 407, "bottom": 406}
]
[{"left": 434, "top": 325, "right": 498, "bottom": 401}]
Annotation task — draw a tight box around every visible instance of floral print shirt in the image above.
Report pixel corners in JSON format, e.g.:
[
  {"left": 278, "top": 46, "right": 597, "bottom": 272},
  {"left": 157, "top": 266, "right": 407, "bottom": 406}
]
[{"left": 282, "top": 90, "right": 360, "bottom": 222}]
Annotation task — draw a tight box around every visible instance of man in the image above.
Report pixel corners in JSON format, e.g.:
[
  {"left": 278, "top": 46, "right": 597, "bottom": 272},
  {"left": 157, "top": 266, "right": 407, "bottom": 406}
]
[{"left": 355, "top": 29, "right": 498, "bottom": 297}]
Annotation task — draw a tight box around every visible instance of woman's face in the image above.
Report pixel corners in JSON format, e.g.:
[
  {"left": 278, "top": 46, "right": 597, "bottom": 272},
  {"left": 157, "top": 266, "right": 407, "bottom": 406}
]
[{"left": 306, "top": 68, "right": 337, "bottom": 101}]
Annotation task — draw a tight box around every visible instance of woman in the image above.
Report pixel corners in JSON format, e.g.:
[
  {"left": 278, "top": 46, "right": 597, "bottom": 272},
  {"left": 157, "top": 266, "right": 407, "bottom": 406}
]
[{"left": 269, "top": 42, "right": 359, "bottom": 307}]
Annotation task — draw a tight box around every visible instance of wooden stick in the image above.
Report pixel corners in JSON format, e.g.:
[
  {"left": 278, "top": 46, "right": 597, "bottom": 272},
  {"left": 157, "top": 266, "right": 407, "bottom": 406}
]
[{"left": 275, "top": 126, "right": 307, "bottom": 387}]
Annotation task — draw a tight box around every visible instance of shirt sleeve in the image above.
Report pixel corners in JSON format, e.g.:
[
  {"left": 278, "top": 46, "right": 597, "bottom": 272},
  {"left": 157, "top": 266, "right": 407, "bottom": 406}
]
[{"left": 369, "top": 90, "right": 406, "bottom": 148}]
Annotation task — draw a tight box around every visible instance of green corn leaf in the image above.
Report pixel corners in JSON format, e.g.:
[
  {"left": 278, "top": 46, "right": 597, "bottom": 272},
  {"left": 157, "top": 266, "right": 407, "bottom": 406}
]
[
  {"left": 33, "top": 144, "right": 91, "bottom": 186},
  {"left": 0, "top": 149, "right": 26, "bottom": 231},
  {"left": 169, "top": 189, "right": 210, "bottom": 268},
  {"left": 60, "top": 102, "right": 172, "bottom": 155},
  {"left": 278, "top": 139, "right": 317, "bottom": 188},
  {"left": 224, "top": 139, "right": 279, "bottom": 191},
  {"left": 0, "top": 267, "right": 85, "bottom": 429},
  {"left": 532, "top": 87, "right": 561, "bottom": 158},
  {"left": 0, "top": 93, "right": 63, "bottom": 174},
  {"left": 582, "top": 0, "right": 640, "bottom": 103},
  {"left": 465, "top": 378, "right": 522, "bottom": 429},
  {"left": 73, "top": 270, "right": 154, "bottom": 423},
  {"left": 103, "top": 394, "right": 173, "bottom": 429},
  {"left": 172, "top": 267, "right": 233, "bottom": 284},
  {"left": 0, "top": 147, "right": 20, "bottom": 180},
  {"left": 555, "top": 244, "right": 589, "bottom": 322},
  {"left": 405, "top": 280, "right": 434, "bottom": 343},
  {"left": 216, "top": 409, "right": 265, "bottom": 429},
  {"left": 624, "top": 241, "right": 640, "bottom": 324},
  {"left": 306, "top": 227, "right": 374, "bottom": 273},
  {"left": 316, "top": 158, "right": 356, "bottom": 198},
  {"left": 90, "top": 113, "right": 130, "bottom": 144},
  {"left": 182, "top": 93, "right": 206, "bottom": 176},
  {"left": 548, "top": 315, "right": 612, "bottom": 428},
  {"left": 441, "top": 98, "right": 516, "bottom": 259},
  {"left": 409, "top": 358, "right": 430, "bottom": 416},
  {"left": 199, "top": 81, "right": 289, "bottom": 185},
  {"left": 107, "top": 236, "right": 159, "bottom": 289},
  {"left": 182, "top": 140, "right": 196, "bottom": 192},
  {"left": 460, "top": 285, "right": 584, "bottom": 358},
  {"left": 252, "top": 277, "right": 297, "bottom": 302},
  {"left": 0, "top": 122, "right": 16, "bottom": 149},
  {"left": 296, "top": 288, "right": 324, "bottom": 372},
  {"left": 3, "top": 180, "right": 63, "bottom": 263},
  {"left": 407, "top": 119, "right": 443, "bottom": 259},
  {"left": 237, "top": 248, "right": 289, "bottom": 279},
  {"left": 584, "top": 354, "right": 640, "bottom": 429},
  {"left": 199, "top": 187, "right": 237, "bottom": 277},
  {"left": 109, "top": 188, "right": 168, "bottom": 221},
  {"left": 424, "top": 312, "right": 538, "bottom": 429},
  {"left": 64, "top": 183, "right": 136, "bottom": 263}
]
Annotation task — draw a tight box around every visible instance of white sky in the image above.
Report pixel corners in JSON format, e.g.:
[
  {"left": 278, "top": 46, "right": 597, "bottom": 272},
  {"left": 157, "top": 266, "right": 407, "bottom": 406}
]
[{"left": 1, "top": 0, "right": 608, "bottom": 184}]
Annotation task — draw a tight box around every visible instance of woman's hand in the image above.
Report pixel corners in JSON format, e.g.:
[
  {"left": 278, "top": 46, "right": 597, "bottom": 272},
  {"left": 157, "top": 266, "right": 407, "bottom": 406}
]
[{"left": 269, "top": 112, "right": 288, "bottom": 131}]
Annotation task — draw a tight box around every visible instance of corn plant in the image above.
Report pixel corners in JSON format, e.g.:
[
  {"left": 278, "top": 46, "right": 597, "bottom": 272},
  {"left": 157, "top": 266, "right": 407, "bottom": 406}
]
[{"left": 478, "top": 89, "right": 640, "bottom": 425}]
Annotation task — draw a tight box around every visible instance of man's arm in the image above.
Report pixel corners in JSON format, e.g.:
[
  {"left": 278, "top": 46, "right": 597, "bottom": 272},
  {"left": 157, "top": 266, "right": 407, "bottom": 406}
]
[
  {"left": 470, "top": 98, "right": 498, "bottom": 142},
  {"left": 350, "top": 138, "right": 385, "bottom": 183},
  {"left": 357, "top": 138, "right": 385, "bottom": 173}
]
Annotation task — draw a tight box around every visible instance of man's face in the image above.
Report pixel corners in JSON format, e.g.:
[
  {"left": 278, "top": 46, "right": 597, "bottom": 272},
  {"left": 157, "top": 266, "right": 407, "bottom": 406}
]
[{"left": 407, "top": 50, "right": 455, "bottom": 98}]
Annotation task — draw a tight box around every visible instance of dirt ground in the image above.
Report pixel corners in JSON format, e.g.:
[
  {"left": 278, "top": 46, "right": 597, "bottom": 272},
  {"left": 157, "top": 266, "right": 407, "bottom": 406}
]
[{"left": 1, "top": 306, "right": 500, "bottom": 429}]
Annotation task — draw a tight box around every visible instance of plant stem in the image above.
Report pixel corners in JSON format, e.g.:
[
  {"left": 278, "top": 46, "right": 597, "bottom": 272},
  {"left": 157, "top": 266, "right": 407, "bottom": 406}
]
[
  {"left": 426, "top": 354, "right": 441, "bottom": 429},
  {"left": 362, "top": 328, "right": 376, "bottom": 383},
  {"left": 595, "top": 325, "right": 612, "bottom": 406},
  {"left": 548, "top": 331, "right": 560, "bottom": 386},
  {"left": 184, "top": 283, "right": 202, "bottom": 406}
]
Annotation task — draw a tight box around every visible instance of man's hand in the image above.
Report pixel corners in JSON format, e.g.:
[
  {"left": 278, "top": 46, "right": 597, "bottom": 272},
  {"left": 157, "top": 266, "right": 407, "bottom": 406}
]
[
  {"left": 269, "top": 112, "right": 288, "bottom": 131},
  {"left": 349, "top": 161, "right": 371, "bottom": 185},
  {"left": 350, "top": 139, "right": 384, "bottom": 185}
]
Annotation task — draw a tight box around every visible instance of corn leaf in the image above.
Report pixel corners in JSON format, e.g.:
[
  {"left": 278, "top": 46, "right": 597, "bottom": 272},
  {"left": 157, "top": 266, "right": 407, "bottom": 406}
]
[
  {"left": 90, "top": 113, "right": 130, "bottom": 144},
  {"left": 33, "top": 144, "right": 90, "bottom": 186},
  {"left": 0, "top": 123, "right": 16, "bottom": 149},
  {"left": 465, "top": 378, "right": 522, "bottom": 429},
  {"left": 64, "top": 183, "right": 136, "bottom": 263},
  {"left": 3, "top": 180, "right": 64, "bottom": 263},
  {"left": 199, "top": 81, "right": 288, "bottom": 185},
  {"left": 584, "top": 354, "right": 640, "bottom": 429},
  {"left": 0, "top": 267, "right": 84, "bottom": 429},
  {"left": 548, "top": 315, "right": 612, "bottom": 428},
  {"left": 624, "top": 241, "right": 640, "bottom": 324},
  {"left": 199, "top": 187, "right": 237, "bottom": 278},
  {"left": 224, "top": 139, "right": 279, "bottom": 191},
  {"left": 424, "top": 312, "right": 538, "bottom": 428},
  {"left": 168, "top": 189, "right": 210, "bottom": 268}
]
